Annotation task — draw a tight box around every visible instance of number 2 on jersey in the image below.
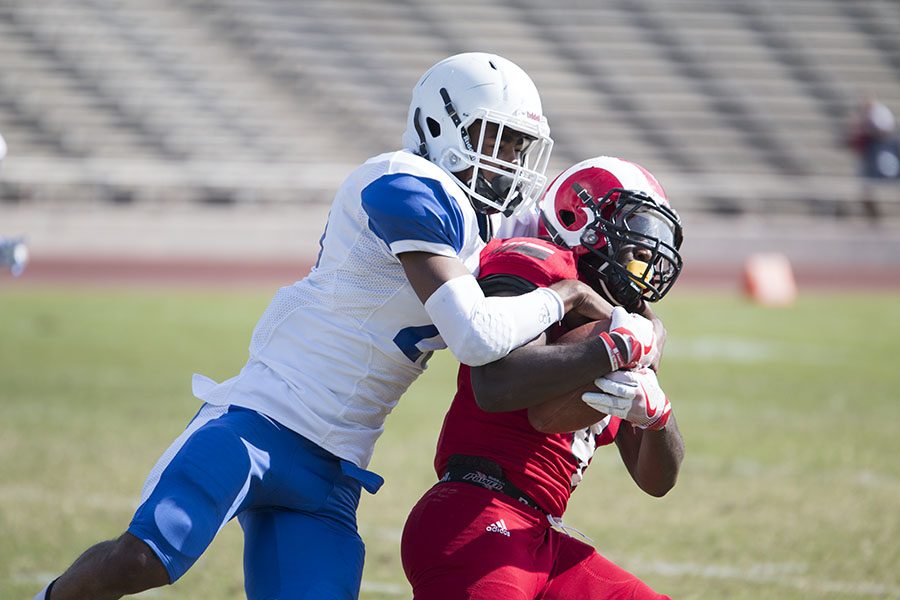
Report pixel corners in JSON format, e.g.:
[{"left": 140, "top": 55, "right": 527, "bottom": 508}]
[{"left": 393, "top": 324, "right": 440, "bottom": 363}]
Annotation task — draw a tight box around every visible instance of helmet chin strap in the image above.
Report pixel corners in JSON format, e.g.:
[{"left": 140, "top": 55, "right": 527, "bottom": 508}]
[
  {"left": 412, "top": 107, "right": 430, "bottom": 160},
  {"left": 604, "top": 267, "right": 644, "bottom": 310},
  {"left": 471, "top": 172, "right": 521, "bottom": 216},
  {"left": 583, "top": 259, "right": 643, "bottom": 310}
]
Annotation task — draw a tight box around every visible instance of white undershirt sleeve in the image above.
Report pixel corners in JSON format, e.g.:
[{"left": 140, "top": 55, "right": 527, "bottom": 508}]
[{"left": 423, "top": 274, "right": 564, "bottom": 367}]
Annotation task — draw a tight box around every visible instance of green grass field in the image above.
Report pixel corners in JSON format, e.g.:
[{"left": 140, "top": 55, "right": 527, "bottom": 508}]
[{"left": 2, "top": 287, "right": 899, "bottom": 599}]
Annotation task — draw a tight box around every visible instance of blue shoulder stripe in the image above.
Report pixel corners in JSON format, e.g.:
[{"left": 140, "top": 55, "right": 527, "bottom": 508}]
[{"left": 361, "top": 173, "right": 465, "bottom": 254}]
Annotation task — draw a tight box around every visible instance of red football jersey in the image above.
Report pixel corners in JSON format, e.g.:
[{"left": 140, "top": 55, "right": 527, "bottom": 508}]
[{"left": 434, "top": 237, "right": 621, "bottom": 517}]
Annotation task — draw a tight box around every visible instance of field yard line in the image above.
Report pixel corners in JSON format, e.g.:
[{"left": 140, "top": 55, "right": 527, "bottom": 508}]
[
  {"left": 14, "top": 562, "right": 898, "bottom": 598},
  {"left": 360, "top": 580, "right": 408, "bottom": 596},
  {"left": 13, "top": 571, "right": 407, "bottom": 598},
  {"left": 359, "top": 524, "right": 404, "bottom": 541},
  {"left": 666, "top": 336, "right": 841, "bottom": 365},
  {"left": 0, "top": 486, "right": 139, "bottom": 512},
  {"left": 11, "top": 573, "right": 162, "bottom": 597},
  {"left": 641, "top": 559, "right": 900, "bottom": 597},
  {"left": 11, "top": 573, "right": 61, "bottom": 586},
  {"left": 854, "top": 469, "right": 900, "bottom": 489}
]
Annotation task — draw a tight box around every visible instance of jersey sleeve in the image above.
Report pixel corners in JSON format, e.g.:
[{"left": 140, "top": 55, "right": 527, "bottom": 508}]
[
  {"left": 478, "top": 237, "right": 578, "bottom": 289},
  {"left": 361, "top": 173, "right": 465, "bottom": 257}
]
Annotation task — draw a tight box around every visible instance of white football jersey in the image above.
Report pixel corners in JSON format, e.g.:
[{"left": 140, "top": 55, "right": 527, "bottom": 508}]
[{"left": 193, "top": 150, "right": 537, "bottom": 469}]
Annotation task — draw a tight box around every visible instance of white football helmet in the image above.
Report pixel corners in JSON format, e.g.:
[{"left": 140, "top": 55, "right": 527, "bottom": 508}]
[
  {"left": 540, "top": 156, "right": 683, "bottom": 307},
  {"left": 403, "top": 53, "right": 553, "bottom": 217}
]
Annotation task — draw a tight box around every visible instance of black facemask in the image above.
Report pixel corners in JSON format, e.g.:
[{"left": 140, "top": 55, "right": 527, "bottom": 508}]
[
  {"left": 577, "top": 252, "right": 645, "bottom": 311},
  {"left": 576, "top": 189, "right": 684, "bottom": 306}
]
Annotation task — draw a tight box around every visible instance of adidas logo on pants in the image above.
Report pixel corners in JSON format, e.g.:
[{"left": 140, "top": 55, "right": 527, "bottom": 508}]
[{"left": 485, "top": 519, "right": 510, "bottom": 537}]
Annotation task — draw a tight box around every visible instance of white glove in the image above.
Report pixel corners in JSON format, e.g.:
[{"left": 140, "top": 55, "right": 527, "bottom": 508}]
[
  {"left": 582, "top": 367, "right": 671, "bottom": 430},
  {"left": 597, "top": 306, "right": 658, "bottom": 371}
]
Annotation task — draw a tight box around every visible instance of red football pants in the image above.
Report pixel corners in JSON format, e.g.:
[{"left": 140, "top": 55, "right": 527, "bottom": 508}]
[{"left": 401, "top": 483, "right": 670, "bottom": 600}]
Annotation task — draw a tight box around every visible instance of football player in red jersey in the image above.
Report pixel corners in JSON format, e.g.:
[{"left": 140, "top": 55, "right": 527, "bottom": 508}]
[{"left": 401, "top": 156, "right": 685, "bottom": 599}]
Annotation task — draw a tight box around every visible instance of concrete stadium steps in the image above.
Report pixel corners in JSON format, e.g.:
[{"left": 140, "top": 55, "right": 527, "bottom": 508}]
[
  {"left": 1, "top": 0, "right": 362, "bottom": 164},
  {"left": 0, "top": 0, "right": 898, "bottom": 213}
]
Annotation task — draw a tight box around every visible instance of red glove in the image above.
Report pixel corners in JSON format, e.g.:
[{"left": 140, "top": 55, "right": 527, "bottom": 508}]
[{"left": 598, "top": 306, "right": 658, "bottom": 371}]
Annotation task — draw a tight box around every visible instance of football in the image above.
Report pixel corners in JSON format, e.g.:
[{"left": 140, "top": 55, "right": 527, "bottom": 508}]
[{"left": 527, "top": 318, "right": 612, "bottom": 434}]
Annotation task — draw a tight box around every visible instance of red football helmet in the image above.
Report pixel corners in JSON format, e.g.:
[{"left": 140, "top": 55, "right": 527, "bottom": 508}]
[{"left": 540, "top": 156, "right": 683, "bottom": 307}]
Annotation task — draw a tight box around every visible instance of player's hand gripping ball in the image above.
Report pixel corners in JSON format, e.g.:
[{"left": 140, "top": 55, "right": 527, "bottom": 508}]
[
  {"left": 599, "top": 306, "right": 659, "bottom": 371},
  {"left": 527, "top": 318, "right": 612, "bottom": 434},
  {"left": 582, "top": 367, "right": 671, "bottom": 430}
]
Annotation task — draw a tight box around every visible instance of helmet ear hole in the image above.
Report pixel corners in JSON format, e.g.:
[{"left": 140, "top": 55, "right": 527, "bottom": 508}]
[
  {"left": 559, "top": 210, "right": 577, "bottom": 227},
  {"left": 426, "top": 117, "right": 441, "bottom": 138}
]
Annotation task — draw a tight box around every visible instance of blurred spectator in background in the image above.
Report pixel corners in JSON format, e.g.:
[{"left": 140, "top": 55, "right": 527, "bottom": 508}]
[
  {"left": 0, "top": 131, "right": 29, "bottom": 277},
  {"left": 846, "top": 98, "right": 900, "bottom": 222}
]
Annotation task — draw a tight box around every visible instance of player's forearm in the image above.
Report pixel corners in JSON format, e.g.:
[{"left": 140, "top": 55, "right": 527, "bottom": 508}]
[
  {"left": 471, "top": 336, "right": 613, "bottom": 412},
  {"left": 633, "top": 414, "right": 684, "bottom": 497}
]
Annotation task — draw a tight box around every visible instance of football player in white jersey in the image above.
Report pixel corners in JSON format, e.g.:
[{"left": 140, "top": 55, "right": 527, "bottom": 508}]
[{"left": 35, "top": 53, "right": 613, "bottom": 600}]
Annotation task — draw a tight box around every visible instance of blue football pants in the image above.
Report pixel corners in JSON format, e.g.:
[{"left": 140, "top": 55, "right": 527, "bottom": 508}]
[{"left": 128, "top": 404, "right": 382, "bottom": 599}]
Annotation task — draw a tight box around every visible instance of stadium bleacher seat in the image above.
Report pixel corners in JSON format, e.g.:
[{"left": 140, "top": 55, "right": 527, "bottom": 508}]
[{"left": 0, "top": 0, "right": 898, "bottom": 216}]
